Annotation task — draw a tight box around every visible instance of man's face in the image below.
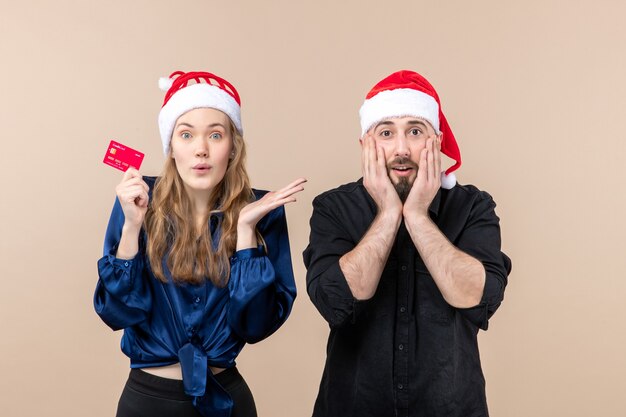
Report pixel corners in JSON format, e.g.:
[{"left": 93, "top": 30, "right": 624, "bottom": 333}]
[{"left": 368, "top": 117, "right": 439, "bottom": 201}]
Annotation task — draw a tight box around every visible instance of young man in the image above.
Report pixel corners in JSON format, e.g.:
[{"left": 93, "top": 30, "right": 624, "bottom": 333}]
[{"left": 303, "top": 70, "right": 512, "bottom": 417}]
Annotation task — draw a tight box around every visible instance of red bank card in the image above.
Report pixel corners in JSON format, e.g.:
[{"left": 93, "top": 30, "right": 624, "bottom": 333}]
[{"left": 103, "top": 140, "right": 144, "bottom": 172}]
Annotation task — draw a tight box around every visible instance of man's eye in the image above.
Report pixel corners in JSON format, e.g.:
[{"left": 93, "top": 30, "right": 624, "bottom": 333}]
[
  {"left": 210, "top": 133, "right": 222, "bottom": 140},
  {"left": 380, "top": 130, "right": 392, "bottom": 137},
  {"left": 410, "top": 128, "right": 422, "bottom": 136},
  {"left": 181, "top": 132, "right": 192, "bottom": 139}
]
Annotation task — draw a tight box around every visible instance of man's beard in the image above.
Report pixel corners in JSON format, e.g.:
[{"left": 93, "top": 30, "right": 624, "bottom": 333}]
[
  {"left": 388, "top": 156, "right": 418, "bottom": 203},
  {"left": 394, "top": 177, "right": 412, "bottom": 203}
]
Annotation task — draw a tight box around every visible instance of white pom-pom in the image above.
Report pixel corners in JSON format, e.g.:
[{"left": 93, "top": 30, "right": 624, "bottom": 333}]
[
  {"left": 441, "top": 172, "right": 457, "bottom": 189},
  {"left": 158, "top": 76, "right": 173, "bottom": 92}
]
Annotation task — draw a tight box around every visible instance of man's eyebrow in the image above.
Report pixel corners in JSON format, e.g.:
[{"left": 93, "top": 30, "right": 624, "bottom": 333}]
[
  {"left": 406, "top": 120, "right": 428, "bottom": 127},
  {"left": 374, "top": 119, "right": 429, "bottom": 130},
  {"left": 374, "top": 121, "right": 394, "bottom": 129}
]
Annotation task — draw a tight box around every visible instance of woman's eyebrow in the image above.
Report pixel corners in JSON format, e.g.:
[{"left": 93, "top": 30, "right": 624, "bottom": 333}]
[{"left": 174, "top": 122, "right": 226, "bottom": 129}]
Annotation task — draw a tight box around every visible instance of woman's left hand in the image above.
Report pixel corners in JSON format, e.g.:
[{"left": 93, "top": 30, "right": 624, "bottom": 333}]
[{"left": 238, "top": 177, "right": 307, "bottom": 229}]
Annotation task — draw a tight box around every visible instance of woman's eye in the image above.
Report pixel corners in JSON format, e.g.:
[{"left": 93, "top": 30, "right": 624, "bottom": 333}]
[
  {"left": 210, "top": 132, "right": 222, "bottom": 140},
  {"left": 181, "top": 132, "right": 192, "bottom": 139}
]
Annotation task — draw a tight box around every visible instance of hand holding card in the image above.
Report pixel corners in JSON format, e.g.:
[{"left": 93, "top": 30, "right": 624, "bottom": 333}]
[
  {"left": 115, "top": 167, "right": 150, "bottom": 229},
  {"left": 113, "top": 167, "right": 150, "bottom": 259},
  {"left": 103, "top": 140, "right": 145, "bottom": 172}
]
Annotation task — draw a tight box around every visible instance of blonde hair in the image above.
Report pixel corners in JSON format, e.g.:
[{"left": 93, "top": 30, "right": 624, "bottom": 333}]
[{"left": 144, "top": 121, "right": 258, "bottom": 286}]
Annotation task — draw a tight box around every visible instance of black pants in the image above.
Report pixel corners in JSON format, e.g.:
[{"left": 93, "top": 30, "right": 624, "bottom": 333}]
[{"left": 116, "top": 367, "right": 257, "bottom": 417}]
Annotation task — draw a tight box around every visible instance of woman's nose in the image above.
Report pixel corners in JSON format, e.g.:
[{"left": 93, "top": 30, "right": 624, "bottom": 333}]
[{"left": 195, "top": 140, "right": 209, "bottom": 157}]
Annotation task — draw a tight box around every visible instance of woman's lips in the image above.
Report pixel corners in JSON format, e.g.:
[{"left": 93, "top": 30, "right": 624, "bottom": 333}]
[{"left": 192, "top": 163, "right": 211, "bottom": 174}]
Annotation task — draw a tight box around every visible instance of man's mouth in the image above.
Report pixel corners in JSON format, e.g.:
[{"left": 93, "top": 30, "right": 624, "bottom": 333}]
[
  {"left": 390, "top": 165, "right": 415, "bottom": 176},
  {"left": 389, "top": 157, "right": 417, "bottom": 177}
]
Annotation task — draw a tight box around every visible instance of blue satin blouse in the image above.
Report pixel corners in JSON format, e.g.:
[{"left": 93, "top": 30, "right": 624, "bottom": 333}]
[{"left": 94, "top": 177, "right": 297, "bottom": 417}]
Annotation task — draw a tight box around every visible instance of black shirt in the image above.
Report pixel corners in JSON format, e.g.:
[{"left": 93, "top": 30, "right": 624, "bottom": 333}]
[{"left": 303, "top": 179, "right": 511, "bottom": 417}]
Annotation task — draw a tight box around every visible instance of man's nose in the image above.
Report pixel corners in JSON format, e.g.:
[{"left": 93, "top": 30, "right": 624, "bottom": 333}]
[{"left": 395, "top": 135, "right": 410, "bottom": 157}]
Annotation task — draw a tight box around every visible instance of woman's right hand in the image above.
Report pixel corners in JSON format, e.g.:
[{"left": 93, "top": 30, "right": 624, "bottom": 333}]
[{"left": 115, "top": 167, "right": 150, "bottom": 230}]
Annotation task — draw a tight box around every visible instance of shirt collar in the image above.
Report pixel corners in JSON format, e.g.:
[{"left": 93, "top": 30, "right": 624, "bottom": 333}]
[{"left": 357, "top": 177, "right": 442, "bottom": 216}]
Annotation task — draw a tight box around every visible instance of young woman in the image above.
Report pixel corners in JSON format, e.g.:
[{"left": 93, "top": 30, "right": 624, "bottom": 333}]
[{"left": 95, "top": 71, "right": 305, "bottom": 417}]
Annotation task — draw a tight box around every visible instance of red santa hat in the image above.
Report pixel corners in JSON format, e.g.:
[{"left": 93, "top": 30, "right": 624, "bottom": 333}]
[
  {"left": 157, "top": 71, "right": 242, "bottom": 155},
  {"left": 359, "top": 70, "right": 461, "bottom": 189}
]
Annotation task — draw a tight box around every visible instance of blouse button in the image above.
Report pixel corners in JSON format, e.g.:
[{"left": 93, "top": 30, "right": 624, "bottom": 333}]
[
  {"left": 400, "top": 306, "right": 406, "bottom": 313},
  {"left": 194, "top": 297, "right": 201, "bottom": 303},
  {"left": 401, "top": 265, "right": 407, "bottom": 271},
  {"left": 124, "top": 261, "right": 129, "bottom": 267}
]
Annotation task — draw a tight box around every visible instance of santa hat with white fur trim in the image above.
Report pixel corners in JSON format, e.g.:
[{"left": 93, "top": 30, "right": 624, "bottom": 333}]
[
  {"left": 359, "top": 70, "right": 461, "bottom": 189},
  {"left": 158, "top": 71, "right": 243, "bottom": 155}
]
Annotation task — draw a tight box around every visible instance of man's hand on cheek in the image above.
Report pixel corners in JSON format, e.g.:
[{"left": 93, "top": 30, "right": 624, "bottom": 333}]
[
  {"left": 361, "top": 134, "right": 402, "bottom": 215},
  {"left": 403, "top": 135, "right": 442, "bottom": 218}
]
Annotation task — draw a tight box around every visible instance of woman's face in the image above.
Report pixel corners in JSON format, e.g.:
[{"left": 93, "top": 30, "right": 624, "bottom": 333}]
[{"left": 170, "top": 108, "right": 233, "bottom": 197}]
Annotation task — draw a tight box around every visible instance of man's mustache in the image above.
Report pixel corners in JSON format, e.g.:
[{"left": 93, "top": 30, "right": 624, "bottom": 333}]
[{"left": 387, "top": 157, "right": 418, "bottom": 170}]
